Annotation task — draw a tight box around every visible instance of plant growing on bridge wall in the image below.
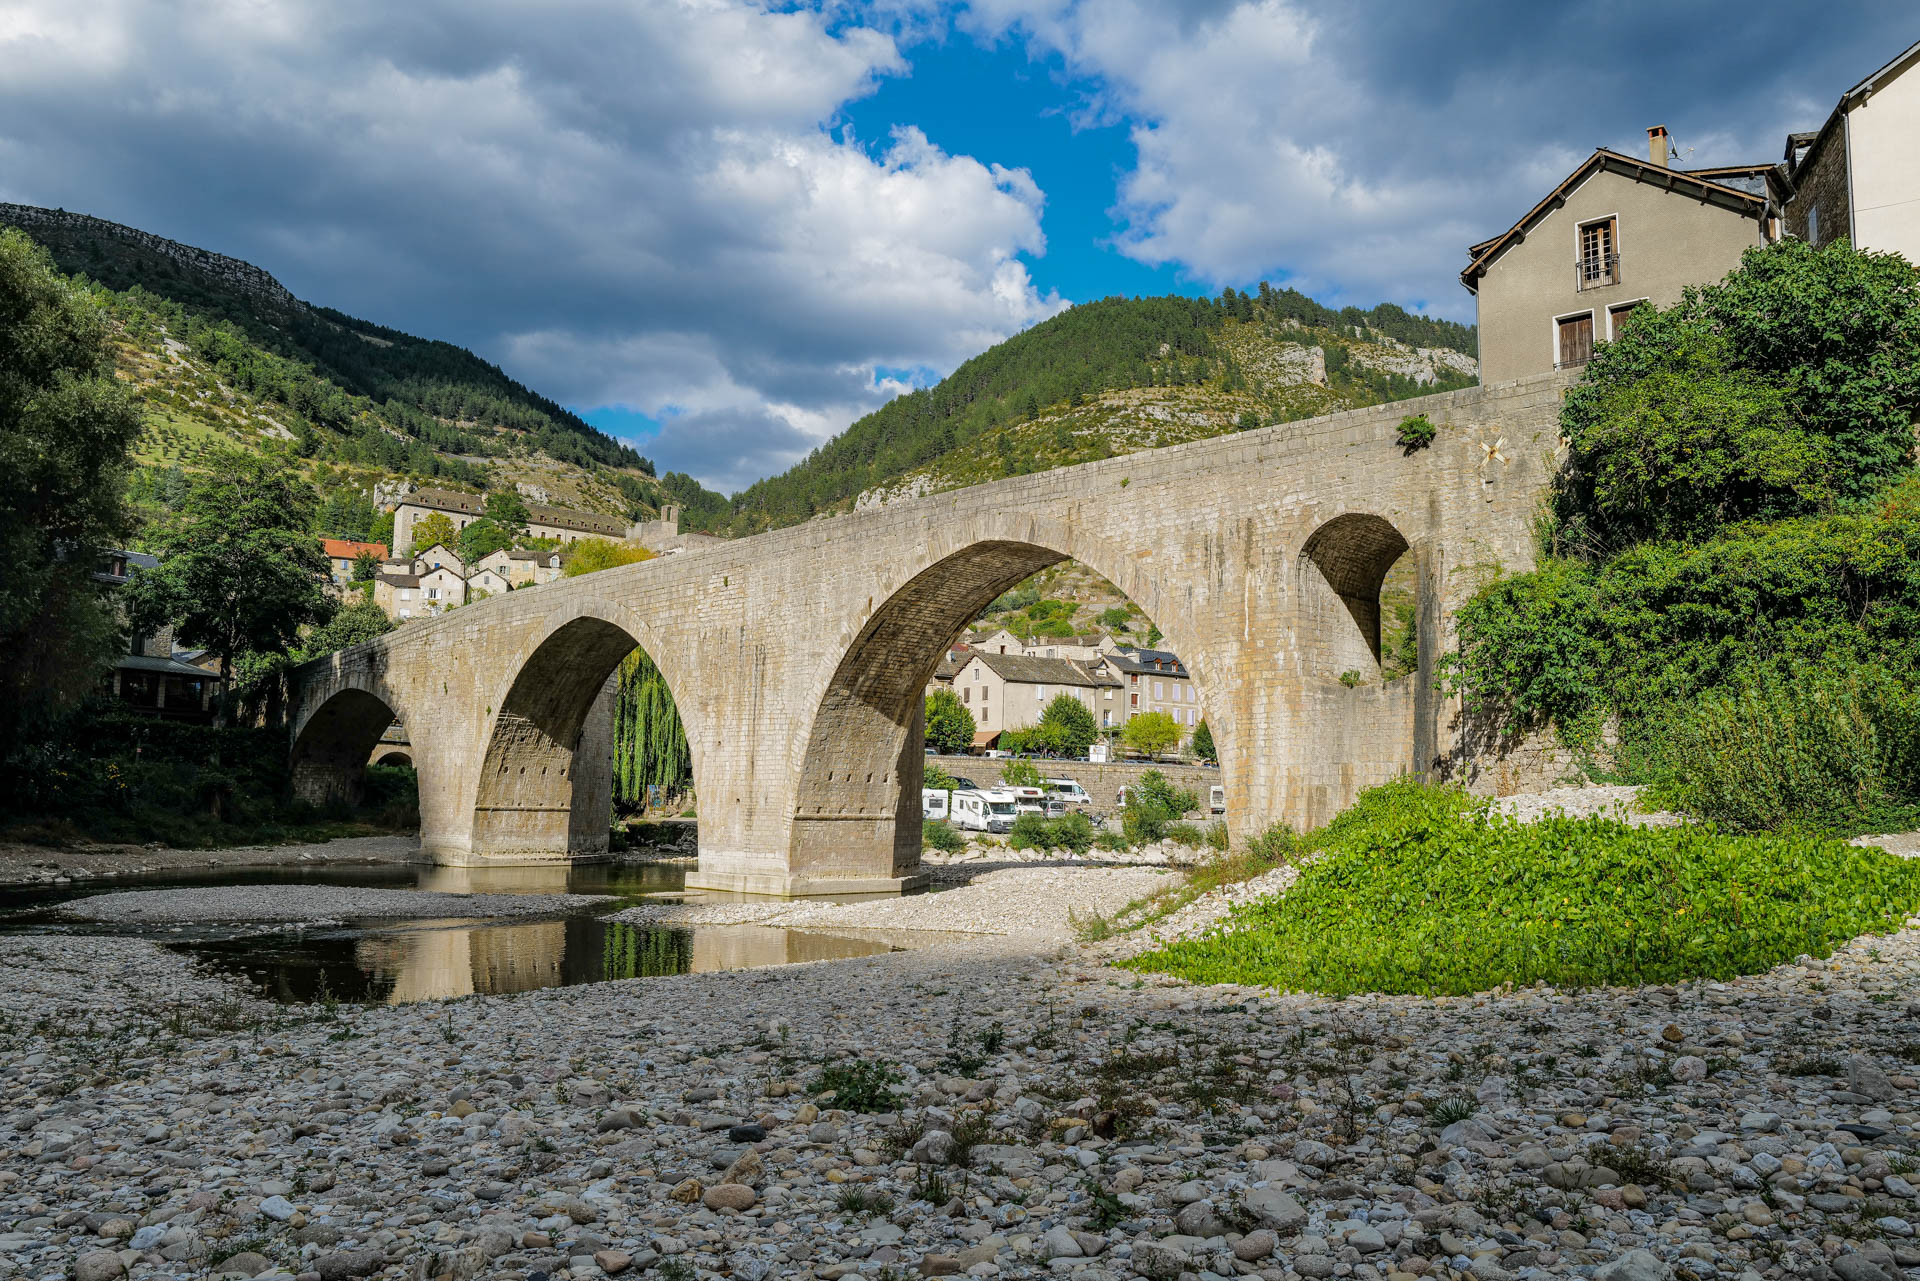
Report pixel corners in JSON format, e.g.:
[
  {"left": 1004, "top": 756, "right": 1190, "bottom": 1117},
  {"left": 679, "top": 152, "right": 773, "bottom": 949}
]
[
  {"left": 1396, "top": 413, "right": 1435, "bottom": 454},
  {"left": 924, "top": 690, "right": 975, "bottom": 756}
]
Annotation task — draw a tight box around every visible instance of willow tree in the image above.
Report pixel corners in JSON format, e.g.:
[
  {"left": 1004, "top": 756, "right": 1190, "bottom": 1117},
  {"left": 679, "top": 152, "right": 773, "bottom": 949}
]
[{"left": 613, "top": 647, "right": 692, "bottom": 807}]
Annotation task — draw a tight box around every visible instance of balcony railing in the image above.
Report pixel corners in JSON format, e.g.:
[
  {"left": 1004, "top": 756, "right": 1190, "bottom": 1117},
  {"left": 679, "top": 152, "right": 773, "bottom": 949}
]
[{"left": 1576, "top": 253, "right": 1621, "bottom": 291}]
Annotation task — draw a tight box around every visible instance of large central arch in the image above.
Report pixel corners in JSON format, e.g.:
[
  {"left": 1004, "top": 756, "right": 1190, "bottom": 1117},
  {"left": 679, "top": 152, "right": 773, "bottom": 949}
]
[{"left": 441, "top": 599, "right": 701, "bottom": 865}]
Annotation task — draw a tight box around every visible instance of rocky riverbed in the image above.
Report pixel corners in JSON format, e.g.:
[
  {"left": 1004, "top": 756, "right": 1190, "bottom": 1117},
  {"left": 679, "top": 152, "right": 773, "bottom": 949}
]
[
  {"left": 5, "top": 846, "right": 1920, "bottom": 1281},
  {"left": 0, "top": 836, "right": 421, "bottom": 890}
]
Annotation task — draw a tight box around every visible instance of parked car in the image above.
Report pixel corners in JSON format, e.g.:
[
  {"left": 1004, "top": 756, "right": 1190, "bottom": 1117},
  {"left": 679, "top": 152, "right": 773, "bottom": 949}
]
[
  {"left": 950, "top": 776, "right": 979, "bottom": 791},
  {"left": 950, "top": 788, "right": 1018, "bottom": 833}
]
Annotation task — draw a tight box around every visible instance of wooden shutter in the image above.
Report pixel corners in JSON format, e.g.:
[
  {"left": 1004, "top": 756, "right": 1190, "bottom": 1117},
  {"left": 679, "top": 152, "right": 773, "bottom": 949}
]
[{"left": 1558, "top": 313, "right": 1594, "bottom": 367}]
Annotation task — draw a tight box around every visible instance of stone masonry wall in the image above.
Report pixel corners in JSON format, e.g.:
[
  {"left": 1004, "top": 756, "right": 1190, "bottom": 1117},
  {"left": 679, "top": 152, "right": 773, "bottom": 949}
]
[
  {"left": 290, "top": 371, "right": 1575, "bottom": 893},
  {"left": 925, "top": 755, "right": 1222, "bottom": 814}
]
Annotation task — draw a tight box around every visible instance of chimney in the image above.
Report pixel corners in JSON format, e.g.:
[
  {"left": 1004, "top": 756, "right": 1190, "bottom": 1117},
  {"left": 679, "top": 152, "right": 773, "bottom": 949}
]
[{"left": 1647, "top": 125, "right": 1670, "bottom": 168}]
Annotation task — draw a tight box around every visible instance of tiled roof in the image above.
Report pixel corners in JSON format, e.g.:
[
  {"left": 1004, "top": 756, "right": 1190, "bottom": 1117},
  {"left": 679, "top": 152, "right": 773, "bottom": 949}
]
[
  {"left": 1102, "top": 647, "right": 1188, "bottom": 677},
  {"left": 322, "top": 539, "right": 388, "bottom": 560},
  {"left": 403, "top": 488, "right": 486, "bottom": 516},
  {"left": 376, "top": 572, "right": 420, "bottom": 588},
  {"left": 526, "top": 503, "right": 626, "bottom": 536},
  {"left": 965, "top": 652, "right": 1121, "bottom": 688},
  {"left": 116, "top": 654, "right": 226, "bottom": 680}
]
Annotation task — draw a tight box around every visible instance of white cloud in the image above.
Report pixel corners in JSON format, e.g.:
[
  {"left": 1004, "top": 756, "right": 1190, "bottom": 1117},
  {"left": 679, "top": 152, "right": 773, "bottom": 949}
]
[{"left": 0, "top": 0, "right": 1062, "bottom": 490}]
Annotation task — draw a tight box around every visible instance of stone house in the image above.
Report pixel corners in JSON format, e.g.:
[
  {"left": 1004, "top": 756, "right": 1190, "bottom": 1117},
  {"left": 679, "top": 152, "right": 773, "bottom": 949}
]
[
  {"left": 951, "top": 651, "right": 1121, "bottom": 745},
  {"left": 966, "top": 628, "right": 1023, "bottom": 655},
  {"left": 391, "top": 485, "right": 630, "bottom": 555},
  {"left": 467, "top": 567, "right": 512, "bottom": 598},
  {"left": 411, "top": 543, "right": 466, "bottom": 578},
  {"left": 474, "top": 547, "right": 570, "bottom": 587},
  {"left": 372, "top": 572, "right": 422, "bottom": 621},
  {"left": 417, "top": 566, "right": 466, "bottom": 615},
  {"left": 1021, "top": 632, "right": 1118, "bottom": 662},
  {"left": 1095, "top": 647, "right": 1202, "bottom": 731},
  {"left": 320, "top": 538, "right": 387, "bottom": 590},
  {"left": 1775, "top": 38, "right": 1920, "bottom": 260},
  {"left": 97, "top": 550, "right": 225, "bottom": 719},
  {"left": 1462, "top": 130, "right": 1773, "bottom": 383}
]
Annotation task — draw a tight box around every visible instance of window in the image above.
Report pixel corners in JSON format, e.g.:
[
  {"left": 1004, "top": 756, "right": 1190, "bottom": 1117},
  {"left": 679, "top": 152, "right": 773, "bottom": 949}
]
[
  {"left": 400, "top": 590, "right": 413, "bottom": 601},
  {"left": 1577, "top": 218, "right": 1617, "bottom": 288},
  {"left": 1154, "top": 681, "right": 1164, "bottom": 700},
  {"left": 1608, "top": 301, "right": 1645, "bottom": 340},
  {"left": 1035, "top": 684, "right": 1046, "bottom": 701},
  {"left": 1557, "top": 313, "right": 1594, "bottom": 368},
  {"left": 1807, "top": 204, "right": 1820, "bottom": 247},
  {"left": 1130, "top": 692, "right": 1139, "bottom": 707},
  {"left": 962, "top": 687, "right": 969, "bottom": 703}
]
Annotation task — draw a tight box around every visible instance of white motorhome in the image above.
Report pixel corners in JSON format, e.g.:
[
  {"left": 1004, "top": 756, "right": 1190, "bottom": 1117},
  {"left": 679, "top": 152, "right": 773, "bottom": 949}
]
[
  {"left": 1209, "top": 785, "right": 1226, "bottom": 815},
  {"left": 1044, "top": 778, "right": 1091, "bottom": 806},
  {"left": 1005, "top": 786, "right": 1048, "bottom": 816},
  {"left": 950, "top": 788, "right": 1018, "bottom": 833},
  {"left": 922, "top": 788, "right": 950, "bottom": 821}
]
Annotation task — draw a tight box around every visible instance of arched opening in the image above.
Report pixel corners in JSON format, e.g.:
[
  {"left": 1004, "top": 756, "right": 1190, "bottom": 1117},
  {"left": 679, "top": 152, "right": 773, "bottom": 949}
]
[
  {"left": 789, "top": 542, "right": 1216, "bottom": 885},
  {"left": 471, "top": 613, "right": 697, "bottom": 863},
  {"left": 1300, "top": 513, "right": 1421, "bottom": 682},
  {"left": 375, "top": 751, "right": 413, "bottom": 768},
  {"left": 789, "top": 540, "right": 1068, "bottom": 882},
  {"left": 292, "top": 688, "right": 401, "bottom": 809}
]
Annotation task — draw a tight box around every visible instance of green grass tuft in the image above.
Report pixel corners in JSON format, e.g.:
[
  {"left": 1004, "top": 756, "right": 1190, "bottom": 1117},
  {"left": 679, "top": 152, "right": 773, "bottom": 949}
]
[{"left": 1124, "top": 779, "right": 1920, "bottom": 996}]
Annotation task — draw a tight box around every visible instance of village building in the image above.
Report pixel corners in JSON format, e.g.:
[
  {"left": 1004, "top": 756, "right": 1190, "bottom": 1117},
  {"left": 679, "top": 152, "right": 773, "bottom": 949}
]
[
  {"left": 96, "top": 550, "right": 226, "bottom": 720},
  {"left": 467, "top": 566, "right": 512, "bottom": 597},
  {"left": 1094, "top": 646, "right": 1201, "bottom": 730},
  {"left": 1462, "top": 129, "right": 1773, "bottom": 382},
  {"left": 372, "top": 572, "right": 421, "bottom": 621},
  {"left": 410, "top": 543, "right": 466, "bottom": 579},
  {"left": 321, "top": 538, "right": 387, "bottom": 590},
  {"left": 1775, "top": 38, "right": 1920, "bottom": 260},
  {"left": 950, "top": 651, "right": 1121, "bottom": 746}
]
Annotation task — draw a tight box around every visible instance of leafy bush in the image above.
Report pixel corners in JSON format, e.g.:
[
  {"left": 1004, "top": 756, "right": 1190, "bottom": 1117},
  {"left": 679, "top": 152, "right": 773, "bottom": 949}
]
[
  {"left": 1008, "top": 811, "right": 1096, "bottom": 854},
  {"left": 924, "top": 690, "right": 976, "bottom": 755},
  {"left": 1000, "top": 758, "right": 1043, "bottom": 787},
  {"left": 1138, "top": 770, "right": 1198, "bottom": 816},
  {"left": 1163, "top": 822, "right": 1207, "bottom": 848},
  {"left": 922, "top": 820, "right": 966, "bottom": 853},
  {"left": 1648, "top": 663, "right": 1920, "bottom": 834},
  {"left": 1126, "top": 779, "right": 1920, "bottom": 996}
]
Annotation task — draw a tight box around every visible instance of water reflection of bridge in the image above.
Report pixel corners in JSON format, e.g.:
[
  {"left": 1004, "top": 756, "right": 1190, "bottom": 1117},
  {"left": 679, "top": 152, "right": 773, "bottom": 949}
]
[{"left": 350, "top": 865, "right": 908, "bottom": 1002}]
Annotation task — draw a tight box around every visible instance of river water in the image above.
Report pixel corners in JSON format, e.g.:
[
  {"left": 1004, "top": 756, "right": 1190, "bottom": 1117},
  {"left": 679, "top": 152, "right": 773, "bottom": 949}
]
[{"left": 0, "top": 859, "right": 948, "bottom": 1004}]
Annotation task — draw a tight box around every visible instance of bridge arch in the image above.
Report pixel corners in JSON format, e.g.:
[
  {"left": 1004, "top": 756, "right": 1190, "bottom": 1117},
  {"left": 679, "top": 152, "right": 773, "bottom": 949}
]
[
  {"left": 463, "top": 597, "right": 702, "bottom": 864},
  {"left": 291, "top": 685, "right": 407, "bottom": 809},
  {"left": 777, "top": 517, "right": 1213, "bottom": 890}
]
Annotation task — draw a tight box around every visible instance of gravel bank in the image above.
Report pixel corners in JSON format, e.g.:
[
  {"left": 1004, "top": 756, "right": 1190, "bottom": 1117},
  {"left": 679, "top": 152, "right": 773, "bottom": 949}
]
[
  {"left": 62, "top": 884, "right": 612, "bottom": 924},
  {"left": 616, "top": 865, "right": 1176, "bottom": 940},
  {"left": 0, "top": 834, "right": 421, "bottom": 889},
  {"left": 7, "top": 897, "right": 1920, "bottom": 1281}
]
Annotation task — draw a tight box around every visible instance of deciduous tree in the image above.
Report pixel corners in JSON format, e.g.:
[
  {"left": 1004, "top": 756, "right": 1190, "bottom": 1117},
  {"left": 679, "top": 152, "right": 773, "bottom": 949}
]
[
  {"left": 1121, "top": 711, "right": 1181, "bottom": 759},
  {"left": 126, "top": 449, "right": 331, "bottom": 724},
  {"left": 408, "top": 511, "right": 458, "bottom": 555},
  {"left": 1038, "top": 692, "right": 1098, "bottom": 757},
  {"left": 0, "top": 230, "right": 142, "bottom": 739},
  {"left": 924, "top": 689, "right": 976, "bottom": 755}
]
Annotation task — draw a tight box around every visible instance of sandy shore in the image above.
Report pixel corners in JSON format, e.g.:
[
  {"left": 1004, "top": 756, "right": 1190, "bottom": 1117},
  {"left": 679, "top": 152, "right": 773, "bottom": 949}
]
[{"left": 0, "top": 833, "right": 422, "bottom": 888}]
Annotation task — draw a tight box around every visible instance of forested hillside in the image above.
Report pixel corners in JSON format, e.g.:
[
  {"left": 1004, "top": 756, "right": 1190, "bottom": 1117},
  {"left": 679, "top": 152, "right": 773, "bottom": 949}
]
[
  {"left": 721, "top": 285, "right": 1477, "bottom": 532},
  {"left": 0, "top": 204, "right": 711, "bottom": 537}
]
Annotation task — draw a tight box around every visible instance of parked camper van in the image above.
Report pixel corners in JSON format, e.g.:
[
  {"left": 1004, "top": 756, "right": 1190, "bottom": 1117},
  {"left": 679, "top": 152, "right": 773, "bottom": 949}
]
[
  {"left": 1005, "top": 786, "right": 1049, "bottom": 817},
  {"left": 950, "top": 788, "right": 1018, "bottom": 833},
  {"left": 1044, "top": 778, "right": 1091, "bottom": 806},
  {"left": 1209, "top": 785, "right": 1226, "bottom": 815},
  {"left": 922, "top": 788, "right": 950, "bottom": 821}
]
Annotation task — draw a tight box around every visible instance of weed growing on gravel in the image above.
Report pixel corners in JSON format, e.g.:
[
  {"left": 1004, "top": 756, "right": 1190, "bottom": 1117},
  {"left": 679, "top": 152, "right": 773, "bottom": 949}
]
[
  {"left": 1082, "top": 1177, "right": 1128, "bottom": 1230},
  {"left": 834, "top": 1186, "right": 893, "bottom": 1216},
  {"left": 810, "top": 1058, "right": 905, "bottom": 1113},
  {"left": 1429, "top": 1095, "right": 1478, "bottom": 1126},
  {"left": 1126, "top": 779, "right": 1920, "bottom": 996}
]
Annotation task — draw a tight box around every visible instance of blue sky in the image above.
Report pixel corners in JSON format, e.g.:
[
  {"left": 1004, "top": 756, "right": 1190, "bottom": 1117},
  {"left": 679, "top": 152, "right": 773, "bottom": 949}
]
[{"left": 0, "top": 2, "right": 1914, "bottom": 491}]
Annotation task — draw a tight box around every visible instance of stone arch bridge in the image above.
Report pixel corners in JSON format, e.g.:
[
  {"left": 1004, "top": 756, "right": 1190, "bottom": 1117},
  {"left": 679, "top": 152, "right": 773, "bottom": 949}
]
[{"left": 290, "top": 373, "right": 1570, "bottom": 895}]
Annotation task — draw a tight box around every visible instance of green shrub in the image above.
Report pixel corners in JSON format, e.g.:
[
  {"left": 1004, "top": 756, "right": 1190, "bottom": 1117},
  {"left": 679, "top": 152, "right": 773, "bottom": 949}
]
[
  {"left": 1126, "top": 779, "right": 1920, "bottom": 996},
  {"left": 1163, "top": 822, "right": 1207, "bottom": 848},
  {"left": 1138, "top": 770, "right": 1198, "bottom": 816},
  {"left": 1648, "top": 663, "right": 1920, "bottom": 834},
  {"left": 922, "top": 820, "right": 966, "bottom": 853},
  {"left": 1008, "top": 812, "right": 1052, "bottom": 851}
]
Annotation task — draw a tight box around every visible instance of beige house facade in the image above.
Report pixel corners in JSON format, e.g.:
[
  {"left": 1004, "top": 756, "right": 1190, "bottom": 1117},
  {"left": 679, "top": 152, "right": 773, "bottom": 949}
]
[
  {"left": 951, "top": 651, "right": 1120, "bottom": 742},
  {"left": 392, "top": 486, "right": 632, "bottom": 555},
  {"left": 1779, "top": 39, "right": 1920, "bottom": 262},
  {"left": 1463, "top": 137, "right": 1771, "bottom": 383},
  {"left": 1094, "top": 647, "right": 1202, "bottom": 730}
]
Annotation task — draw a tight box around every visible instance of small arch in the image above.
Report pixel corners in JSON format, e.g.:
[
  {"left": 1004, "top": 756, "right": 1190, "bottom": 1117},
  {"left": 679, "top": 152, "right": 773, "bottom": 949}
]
[
  {"left": 1300, "top": 514, "right": 1411, "bottom": 664},
  {"left": 374, "top": 751, "right": 413, "bottom": 769},
  {"left": 292, "top": 687, "right": 400, "bottom": 808}
]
